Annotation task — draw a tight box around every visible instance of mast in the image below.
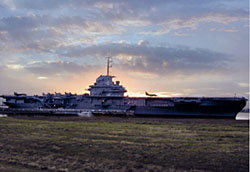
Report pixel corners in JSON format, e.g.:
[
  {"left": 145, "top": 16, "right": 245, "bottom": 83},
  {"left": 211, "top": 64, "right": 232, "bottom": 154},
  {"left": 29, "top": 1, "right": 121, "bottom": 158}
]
[{"left": 107, "top": 56, "right": 112, "bottom": 76}]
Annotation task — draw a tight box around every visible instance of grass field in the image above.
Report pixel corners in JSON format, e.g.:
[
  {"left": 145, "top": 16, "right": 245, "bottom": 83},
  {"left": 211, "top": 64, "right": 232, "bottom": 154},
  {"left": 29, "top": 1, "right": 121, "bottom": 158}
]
[{"left": 0, "top": 116, "right": 248, "bottom": 172}]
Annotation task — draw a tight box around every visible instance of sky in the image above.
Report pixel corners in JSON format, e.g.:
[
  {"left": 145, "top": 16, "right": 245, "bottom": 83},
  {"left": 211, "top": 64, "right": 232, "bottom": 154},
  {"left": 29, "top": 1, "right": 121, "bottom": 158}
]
[{"left": 0, "top": 0, "right": 249, "bottom": 98}]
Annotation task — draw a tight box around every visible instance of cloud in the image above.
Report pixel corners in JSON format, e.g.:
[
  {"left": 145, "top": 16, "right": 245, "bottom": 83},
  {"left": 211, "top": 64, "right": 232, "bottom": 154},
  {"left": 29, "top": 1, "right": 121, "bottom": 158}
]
[
  {"left": 1, "top": 1, "right": 248, "bottom": 30},
  {"left": 6, "top": 64, "right": 24, "bottom": 70},
  {"left": 0, "top": 65, "right": 46, "bottom": 94},
  {"left": 138, "top": 40, "right": 150, "bottom": 46},
  {"left": 0, "top": 61, "right": 104, "bottom": 94},
  {"left": 139, "top": 28, "right": 170, "bottom": 35},
  {"left": 238, "top": 83, "right": 249, "bottom": 88},
  {"left": 57, "top": 42, "right": 230, "bottom": 76},
  {"left": 24, "top": 60, "right": 86, "bottom": 76},
  {"left": 174, "top": 32, "right": 191, "bottom": 36},
  {"left": 210, "top": 27, "right": 239, "bottom": 32},
  {"left": 157, "top": 13, "right": 247, "bottom": 32},
  {"left": 37, "top": 76, "right": 48, "bottom": 80},
  {"left": 0, "top": 14, "right": 118, "bottom": 53},
  {"left": 0, "top": 1, "right": 248, "bottom": 54},
  {"left": 2, "top": 0, "right": 72, "bottom": 10}
]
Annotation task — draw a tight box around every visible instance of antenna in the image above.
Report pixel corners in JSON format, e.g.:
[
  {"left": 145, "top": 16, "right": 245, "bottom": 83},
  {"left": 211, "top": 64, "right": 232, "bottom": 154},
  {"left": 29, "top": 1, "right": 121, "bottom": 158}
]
[{"left": 107, "top": 56, "right": 112, "bottom": 76}]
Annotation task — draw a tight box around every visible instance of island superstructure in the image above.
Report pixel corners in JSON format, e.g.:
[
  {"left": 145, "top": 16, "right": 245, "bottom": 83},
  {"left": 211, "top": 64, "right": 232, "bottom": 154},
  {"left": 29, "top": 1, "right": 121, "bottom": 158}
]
[{"left": 0, "top": 57, "right": 247, "bottom": 118}]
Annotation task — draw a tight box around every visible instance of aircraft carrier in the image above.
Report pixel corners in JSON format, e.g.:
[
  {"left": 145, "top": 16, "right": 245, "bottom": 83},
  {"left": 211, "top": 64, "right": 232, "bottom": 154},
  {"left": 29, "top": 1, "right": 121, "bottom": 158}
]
[{"left": 0, "top": 57, "right": 247, "bottom": 118}]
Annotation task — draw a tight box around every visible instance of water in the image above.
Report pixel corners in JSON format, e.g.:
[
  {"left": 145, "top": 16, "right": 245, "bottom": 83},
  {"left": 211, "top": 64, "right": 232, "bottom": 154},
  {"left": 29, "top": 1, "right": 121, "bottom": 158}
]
[
  {"left": 0, "top": 112, "right": 248, "bottom": 120},
  {"left": 78, "top": 111, "right": 93, "bottom": 117},
  {"left": 236, "top": 112, "right": 249, "bottom": 120}
]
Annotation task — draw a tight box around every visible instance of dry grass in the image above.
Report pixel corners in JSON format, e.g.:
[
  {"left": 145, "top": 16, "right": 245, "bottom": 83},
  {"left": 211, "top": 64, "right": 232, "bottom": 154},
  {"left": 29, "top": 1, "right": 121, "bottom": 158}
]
[{"left": 0, "top": 116, "right": 248, "bottom": 172}]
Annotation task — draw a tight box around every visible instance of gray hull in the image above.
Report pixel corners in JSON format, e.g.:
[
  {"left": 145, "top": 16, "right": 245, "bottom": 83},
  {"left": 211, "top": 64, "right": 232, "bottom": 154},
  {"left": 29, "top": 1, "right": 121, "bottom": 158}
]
[
  {"left": 133, "top": 106, "right": 238, "bottom": 118},
  {"left": 4, "top": 102, "right": 43, "bottom": 109},
  {"left": 70, "top": 96, "right": 246, "bottom": 118}
]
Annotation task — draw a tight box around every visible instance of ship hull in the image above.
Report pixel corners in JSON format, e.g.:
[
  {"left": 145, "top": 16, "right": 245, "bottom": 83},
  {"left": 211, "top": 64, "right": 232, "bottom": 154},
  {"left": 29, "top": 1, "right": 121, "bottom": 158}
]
[
  {"left": 72, "top": 96, "right": 246, "bottom": 118},
  {"left": 1, "top": 95, "right": 247, "bottom": 118},
  {"left": 132, "top": 97, "right": 247, "bottom": 118},
  {"left": 133, "top": 106, "right": 239, "bottom": 118},
  {"left": 3, "top": 102, "right": 43, "bottom": 109}
]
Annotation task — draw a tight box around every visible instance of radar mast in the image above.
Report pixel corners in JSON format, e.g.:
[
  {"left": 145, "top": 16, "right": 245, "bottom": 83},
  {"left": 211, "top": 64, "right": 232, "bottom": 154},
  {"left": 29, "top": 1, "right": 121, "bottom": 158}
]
[{"left": 107, "top": 56, "right": 112, "bottom": 76}]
